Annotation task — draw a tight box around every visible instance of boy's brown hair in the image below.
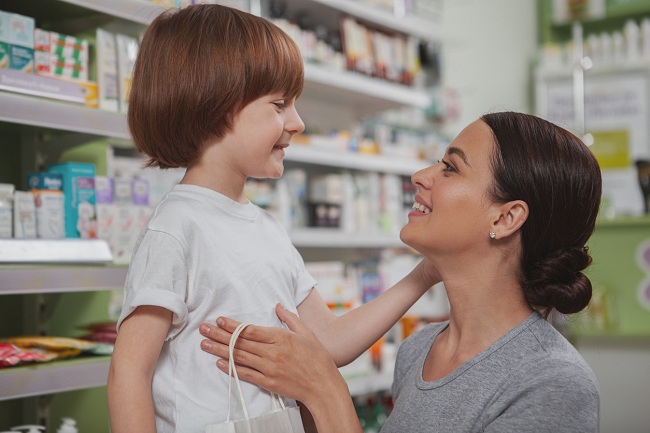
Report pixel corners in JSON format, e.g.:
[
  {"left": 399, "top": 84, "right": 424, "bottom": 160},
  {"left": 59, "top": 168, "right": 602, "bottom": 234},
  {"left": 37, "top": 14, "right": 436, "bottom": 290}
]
[{"left": 128, "top": 4, "right": 304, "bottom": 168}]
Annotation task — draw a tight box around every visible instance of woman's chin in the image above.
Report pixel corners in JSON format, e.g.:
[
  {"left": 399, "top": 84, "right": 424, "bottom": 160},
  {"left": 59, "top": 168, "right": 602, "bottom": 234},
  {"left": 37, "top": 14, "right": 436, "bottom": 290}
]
[{"left": 399, "top": 227, "right": 412, "bottom": 246}]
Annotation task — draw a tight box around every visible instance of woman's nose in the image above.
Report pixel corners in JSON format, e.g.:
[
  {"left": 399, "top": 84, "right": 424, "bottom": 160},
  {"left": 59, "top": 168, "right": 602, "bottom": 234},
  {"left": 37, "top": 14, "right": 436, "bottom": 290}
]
[{"left": 412, "top": 164, "right": 435, "bottom": 189}]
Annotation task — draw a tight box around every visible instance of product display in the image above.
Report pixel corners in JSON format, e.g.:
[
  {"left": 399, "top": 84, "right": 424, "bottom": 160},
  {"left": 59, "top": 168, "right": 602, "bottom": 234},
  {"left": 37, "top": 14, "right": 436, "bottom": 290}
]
[{"left": 0, "top": 1, "right": 442, "bottom": 431}]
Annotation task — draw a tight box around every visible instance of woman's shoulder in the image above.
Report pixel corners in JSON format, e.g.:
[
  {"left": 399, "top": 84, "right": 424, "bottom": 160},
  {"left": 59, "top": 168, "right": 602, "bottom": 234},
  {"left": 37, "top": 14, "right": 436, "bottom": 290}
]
[
  {"left": 398, "top": 321, "right": 449, "bottom": 359},
  {"left": 516, "top": 317, "right": 599, "bottom": 392}
]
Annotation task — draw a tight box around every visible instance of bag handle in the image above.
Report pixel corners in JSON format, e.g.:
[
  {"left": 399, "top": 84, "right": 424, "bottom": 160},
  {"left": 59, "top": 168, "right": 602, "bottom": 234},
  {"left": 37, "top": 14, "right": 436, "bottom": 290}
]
[{"left": 226, "top": 323, "right": 287, "bottom": 422}]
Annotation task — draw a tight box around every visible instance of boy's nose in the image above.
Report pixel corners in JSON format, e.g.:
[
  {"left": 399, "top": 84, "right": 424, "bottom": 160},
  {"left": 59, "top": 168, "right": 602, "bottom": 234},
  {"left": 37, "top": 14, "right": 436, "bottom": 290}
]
[{"left": 287, "top": 107, "right": 305, "bottom": 135}]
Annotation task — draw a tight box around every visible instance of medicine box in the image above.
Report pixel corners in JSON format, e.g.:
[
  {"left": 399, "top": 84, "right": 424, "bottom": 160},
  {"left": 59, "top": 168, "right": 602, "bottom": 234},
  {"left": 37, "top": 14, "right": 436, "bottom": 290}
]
[
  {"left": 0, "top": 11, "right": 35, "bottom": 73},
  {"left": 27, "top": 172, "right": 65, "bottom": 239},
  {"left": 47, "top": 162, "right": 96, "bottom": 238},
  {"left": 95, "top": 175, "right": 115, "bottom": 248},
  {"left": 34, "top": 28, "right": 89, "bottom": 61}
]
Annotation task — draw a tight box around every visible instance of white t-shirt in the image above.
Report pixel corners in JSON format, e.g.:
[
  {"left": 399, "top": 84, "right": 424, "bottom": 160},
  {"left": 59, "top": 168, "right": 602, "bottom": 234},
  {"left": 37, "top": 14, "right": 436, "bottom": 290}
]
[{"left": 117, "top": 184, "right": 316, "bottom": 433}]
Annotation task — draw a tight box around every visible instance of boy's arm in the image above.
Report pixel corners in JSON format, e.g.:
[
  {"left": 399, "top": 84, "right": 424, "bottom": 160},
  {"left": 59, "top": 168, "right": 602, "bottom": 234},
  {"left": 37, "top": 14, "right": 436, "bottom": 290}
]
[
  {"left": 107, "top": 305, "right": 172, "bottom": 433},
  {"left": 297, "top": 259, "right": 440, "bottom": 367}
]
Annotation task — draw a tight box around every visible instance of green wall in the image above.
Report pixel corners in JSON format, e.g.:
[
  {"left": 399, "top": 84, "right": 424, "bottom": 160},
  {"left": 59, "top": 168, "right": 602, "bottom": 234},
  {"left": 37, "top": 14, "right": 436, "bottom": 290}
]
[{"left": 571, "top": 216, "right": 650, "bottom": 336}]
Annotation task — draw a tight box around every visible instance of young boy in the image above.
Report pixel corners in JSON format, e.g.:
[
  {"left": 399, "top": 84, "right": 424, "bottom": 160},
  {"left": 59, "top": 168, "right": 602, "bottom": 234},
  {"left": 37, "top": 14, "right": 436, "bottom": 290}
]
[{"left": 107, "top": 4, "right": 437, "bottom": 433}]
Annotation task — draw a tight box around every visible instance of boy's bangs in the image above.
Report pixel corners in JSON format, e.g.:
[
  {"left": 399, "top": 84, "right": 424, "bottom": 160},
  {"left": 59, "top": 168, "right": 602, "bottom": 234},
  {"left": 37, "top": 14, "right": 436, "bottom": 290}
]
[
  {"left": 247, "top": 28, "right": 304, "bottom": 101},
  {"left": 272, "top": 33, "right": 304, "bottom": 100}
]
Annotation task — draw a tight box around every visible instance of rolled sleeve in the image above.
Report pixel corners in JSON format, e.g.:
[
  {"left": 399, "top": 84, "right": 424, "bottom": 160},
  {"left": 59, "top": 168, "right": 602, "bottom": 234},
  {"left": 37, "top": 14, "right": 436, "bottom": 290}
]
[{"left": 117, "top": 229, "right": 189, "bottom": 340}]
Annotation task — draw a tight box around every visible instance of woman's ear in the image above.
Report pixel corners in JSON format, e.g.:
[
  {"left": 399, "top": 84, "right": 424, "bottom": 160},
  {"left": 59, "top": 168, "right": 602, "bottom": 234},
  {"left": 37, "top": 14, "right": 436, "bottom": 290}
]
[{"left": 489, "top": 200, "right": 528, "bottom": 240}]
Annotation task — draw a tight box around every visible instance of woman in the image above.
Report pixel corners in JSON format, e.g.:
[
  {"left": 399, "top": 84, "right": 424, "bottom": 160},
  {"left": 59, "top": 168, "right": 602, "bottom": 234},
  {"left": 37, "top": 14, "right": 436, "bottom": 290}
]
[{"left": 199, "top": 112, "right": 602, "bottom": 432}]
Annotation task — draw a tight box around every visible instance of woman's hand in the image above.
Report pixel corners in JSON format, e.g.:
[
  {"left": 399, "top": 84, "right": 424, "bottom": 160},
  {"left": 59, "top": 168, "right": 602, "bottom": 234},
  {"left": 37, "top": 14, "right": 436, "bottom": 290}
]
[
  {"left": 199, "top": 304, "right": 348, "bottom": 408},
  {"left": 199, "top": 305, "right": 363, "bottom": 432}
]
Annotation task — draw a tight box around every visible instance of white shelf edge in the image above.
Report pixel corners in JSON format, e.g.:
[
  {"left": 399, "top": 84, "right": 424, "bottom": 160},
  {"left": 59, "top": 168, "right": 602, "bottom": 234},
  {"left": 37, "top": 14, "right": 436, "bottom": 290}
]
[
  {"left": 0, "top": 265, "right": 128, "bottom": 295},
  {"left": 286, "top": 145, "right": 429, "bottom": 175},
  {"left": 307, "top": 0, "right": 441, "bottom": 42},
  {"left": 58, "top": 0, "right": 166, "bottom": 25},
  {"left": 344, "top": 371, "right": 393, "bottom": 397},
  {"left": 59, "top": 0, "right": 440, "bottom": 41},
  {"left": 290, "top": 228, "right": 404, "bottom": 248},
  {"left": 0, "top": 61, "right": 431, "bottom": 139},
  {"left": 304, "top": 63, "right": 431, "bottom": 109},
  {"left": 0, "top": 92, "right": 130, "bottom": 139},
  {"left": 0, "top": 239, "right": 114, "bottom": 264},
  {"left": 535, "top": 61, "right": 650, "bottom": 80},
  {"left": 0, "top": 356, "right": 110, "bottom": 401},
  {"left": 0, "top": 356, "right": 386, "bottom": 402}
]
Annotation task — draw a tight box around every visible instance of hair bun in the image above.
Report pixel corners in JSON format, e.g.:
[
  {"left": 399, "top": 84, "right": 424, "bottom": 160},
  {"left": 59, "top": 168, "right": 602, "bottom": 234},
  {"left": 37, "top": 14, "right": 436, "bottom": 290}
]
[{"left": 523, "top": 247, "right": 593, "bottom": 314}]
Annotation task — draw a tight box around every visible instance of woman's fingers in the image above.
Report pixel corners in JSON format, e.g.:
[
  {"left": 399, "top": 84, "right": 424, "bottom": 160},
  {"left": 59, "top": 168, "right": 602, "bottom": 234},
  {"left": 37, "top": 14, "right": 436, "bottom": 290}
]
[
  {"left": 201, "top": 315, "right": 345, "bottom": 404},
  {"left": 275, "top": 304, "right": 310, "bottom": 335},
  {"left": 199, "top": 322, "right": 232, "bottom": 346},
  {"left": 215, "top": 357, "right": 271, "bottom": 389},
  {"left": 199, "top": 323, "right": 265, "bottom": 361},
  {"left": 215, "top": 316, "right": 280, "bottom": 344}
]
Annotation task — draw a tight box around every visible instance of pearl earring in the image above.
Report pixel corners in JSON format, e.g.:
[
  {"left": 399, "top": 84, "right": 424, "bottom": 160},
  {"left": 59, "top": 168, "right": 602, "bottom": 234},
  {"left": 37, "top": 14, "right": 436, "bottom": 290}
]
[{"left": 489, "top": 231, "right": 496, "bottom": 239}]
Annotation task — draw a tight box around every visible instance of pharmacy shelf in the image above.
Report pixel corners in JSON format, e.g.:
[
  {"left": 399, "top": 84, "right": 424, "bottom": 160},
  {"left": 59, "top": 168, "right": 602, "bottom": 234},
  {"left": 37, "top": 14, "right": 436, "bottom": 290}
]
[
  {"left": 290, "top": 228, "right": 404, "bottom": 248},
  {"left": 303, "top": 63, "right": 432, "bottom": 113},
  {"left": 0, "top": 68, "right": 429, "bottom": 140},
  {"left": 286, "top": 145, "right": 428, "bottom": 175},
  {"left": 0, "top": 88, "right": 429, "bottom": 168},
  {"left": 0, "top": 92, "right": 129, "bottom": 139},
  {"left": 0, "top": 356, "right": 388, "bottom": 401},
  {"left": 57, "top": 0, "right": 441, "bottom": 41},
  {"left": 0, "top": 356, "right": 111, "bottom": 401},
  {"left": 345, "top": 372, "right": 393, "bottom": 397},
  {"left": 59, "top": 0, "right": 164, "bottom": 25},
  {"left": 0, "top": 239, "right": 114, "bottom": 265},
  {"left": 284, "top": 0, "right": 441, "bottom": 42},
  {"left": 0, "top": 265, "right": 127, "bottom": 295}
]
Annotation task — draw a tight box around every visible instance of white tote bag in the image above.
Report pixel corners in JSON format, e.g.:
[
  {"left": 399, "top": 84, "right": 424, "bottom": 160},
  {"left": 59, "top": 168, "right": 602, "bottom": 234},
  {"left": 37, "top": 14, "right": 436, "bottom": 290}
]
[{"left": 206, "top": 323, "right": 306, "bottom": 433}]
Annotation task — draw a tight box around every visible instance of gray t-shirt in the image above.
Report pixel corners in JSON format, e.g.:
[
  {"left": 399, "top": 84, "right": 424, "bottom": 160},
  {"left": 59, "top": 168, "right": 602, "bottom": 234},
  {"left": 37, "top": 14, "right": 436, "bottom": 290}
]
[{"left": 381, "top": 313, "right": 599, "bottom": 433}]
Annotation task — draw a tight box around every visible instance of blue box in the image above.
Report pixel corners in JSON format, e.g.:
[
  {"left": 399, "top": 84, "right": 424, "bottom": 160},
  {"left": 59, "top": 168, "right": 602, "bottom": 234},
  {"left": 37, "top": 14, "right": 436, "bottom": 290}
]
[
  {"left": 27, "top": 172, "right": 63, "bottom": 191},
  {"left": 47, "top": 162, "right": 96, "bottom": 238}
]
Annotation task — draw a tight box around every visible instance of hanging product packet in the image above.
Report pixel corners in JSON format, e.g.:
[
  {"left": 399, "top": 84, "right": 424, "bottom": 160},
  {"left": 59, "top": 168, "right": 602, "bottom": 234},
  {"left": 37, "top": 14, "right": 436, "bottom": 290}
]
[{"left": 206, "top": 323, "right": 305, "bottom": 433}]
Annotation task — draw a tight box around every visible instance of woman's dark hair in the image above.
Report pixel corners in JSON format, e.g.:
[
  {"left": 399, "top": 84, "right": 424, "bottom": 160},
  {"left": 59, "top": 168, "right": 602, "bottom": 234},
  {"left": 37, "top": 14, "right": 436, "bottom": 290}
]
[{"left": 481, "top": 112, "right": 602, "bottom": 318}]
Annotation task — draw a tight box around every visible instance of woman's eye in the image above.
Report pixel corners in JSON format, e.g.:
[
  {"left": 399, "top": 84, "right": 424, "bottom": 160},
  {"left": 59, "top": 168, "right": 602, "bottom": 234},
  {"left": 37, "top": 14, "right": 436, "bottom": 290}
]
[{"left": 441, "top": 159, "right": 455, "bottom": 172}]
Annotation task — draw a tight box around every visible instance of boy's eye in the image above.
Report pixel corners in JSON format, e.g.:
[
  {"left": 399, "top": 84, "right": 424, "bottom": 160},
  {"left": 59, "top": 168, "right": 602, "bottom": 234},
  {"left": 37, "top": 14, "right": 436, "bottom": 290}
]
[{"left": 273, "top": 102, "right": 286, "bottom": 110}]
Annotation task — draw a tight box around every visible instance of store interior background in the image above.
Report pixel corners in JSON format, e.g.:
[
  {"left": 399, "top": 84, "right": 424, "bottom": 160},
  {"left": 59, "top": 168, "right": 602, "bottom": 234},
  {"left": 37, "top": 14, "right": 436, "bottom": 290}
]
[{"left": 0, "top": 0, "right": 649, "bottom": 432}]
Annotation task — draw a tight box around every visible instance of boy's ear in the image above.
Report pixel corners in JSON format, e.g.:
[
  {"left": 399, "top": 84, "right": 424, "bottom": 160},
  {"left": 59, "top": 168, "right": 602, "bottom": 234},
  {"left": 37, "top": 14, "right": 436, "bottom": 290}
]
[{"left": 489, "top": 200, "right": 528, "bottom": 240}]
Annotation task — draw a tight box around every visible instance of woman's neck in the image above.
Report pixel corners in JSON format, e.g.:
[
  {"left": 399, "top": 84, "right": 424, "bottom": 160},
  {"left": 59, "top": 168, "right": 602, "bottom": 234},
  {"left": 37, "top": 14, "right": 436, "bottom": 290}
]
[{"left": 435, "top": 253, "right": 534, "bottom": 350}]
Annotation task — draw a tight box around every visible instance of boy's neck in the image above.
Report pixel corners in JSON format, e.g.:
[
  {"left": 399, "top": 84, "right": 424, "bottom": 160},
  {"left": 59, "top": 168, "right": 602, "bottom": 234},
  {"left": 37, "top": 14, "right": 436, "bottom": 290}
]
[{"left": 180, "top": 167, "right": 248, "bottom": 204}]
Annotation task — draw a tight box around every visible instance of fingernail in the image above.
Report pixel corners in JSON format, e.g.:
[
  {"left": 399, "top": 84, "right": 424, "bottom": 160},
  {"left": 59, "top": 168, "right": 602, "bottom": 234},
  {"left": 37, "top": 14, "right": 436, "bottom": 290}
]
[
  {"left": 217, "top": 318, "right": 225, "bottom": 327},
  {"left": 217, "top": 359, "right": 227, "bottom": 369},
  {"left": 278, "top": 304, "right": 286, "bottom": 310},
  {"left": 201, "top": 340, "right": 212, "bottom": 351},
  {"left": 200, "top": 325, "right": 210, "bottom": 335}
]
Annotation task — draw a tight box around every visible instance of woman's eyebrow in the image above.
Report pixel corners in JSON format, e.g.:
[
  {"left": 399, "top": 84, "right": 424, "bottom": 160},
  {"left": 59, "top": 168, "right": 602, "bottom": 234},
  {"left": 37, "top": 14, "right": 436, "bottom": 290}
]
[{"left": 447, "top": 146, "right": 471, "bottom": 167}]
